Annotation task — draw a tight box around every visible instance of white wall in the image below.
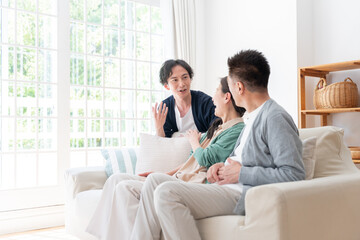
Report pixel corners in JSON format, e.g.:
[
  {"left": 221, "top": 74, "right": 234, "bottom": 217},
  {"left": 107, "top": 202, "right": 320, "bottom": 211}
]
[
  {"left": 198, "top": 0, "right": 360, "bottom": 145},
  {"left": 197, "top": 0, "right": 299, "bottom": 122},
  {"left": 300, "top": 0, "right": 360, "bottom": 146}
]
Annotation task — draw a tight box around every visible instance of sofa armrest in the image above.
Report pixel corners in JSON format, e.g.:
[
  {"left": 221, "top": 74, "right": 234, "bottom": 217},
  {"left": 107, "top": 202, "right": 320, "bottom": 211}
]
[
  {"left": 65, "top": 166, "right": 107, "bottom": 200},
  {"left": 240, "top": 173, "right": 360, "bottom": 240}
]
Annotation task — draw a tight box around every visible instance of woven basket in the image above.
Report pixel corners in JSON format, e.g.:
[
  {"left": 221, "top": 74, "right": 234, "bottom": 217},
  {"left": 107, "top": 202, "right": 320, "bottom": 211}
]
[{"left": 313, "top": 77, "right": 358, "bottom": 109}]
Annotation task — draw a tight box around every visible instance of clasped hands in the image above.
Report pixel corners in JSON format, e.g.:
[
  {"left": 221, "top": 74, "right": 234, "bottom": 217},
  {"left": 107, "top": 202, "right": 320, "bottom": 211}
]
[{"left": 207, "top": 158, "right": 241, "bottom": 185}]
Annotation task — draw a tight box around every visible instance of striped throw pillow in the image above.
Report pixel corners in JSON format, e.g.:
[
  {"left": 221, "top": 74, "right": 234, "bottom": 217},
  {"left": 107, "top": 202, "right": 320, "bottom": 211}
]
[{"left": 102, "top": 148, "right": 137, "bottom": 177}]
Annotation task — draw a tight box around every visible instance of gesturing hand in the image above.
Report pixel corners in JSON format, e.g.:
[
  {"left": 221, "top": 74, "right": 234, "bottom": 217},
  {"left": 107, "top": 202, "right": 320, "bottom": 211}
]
[
  {"left": 207, "top": 162, "right": 224, "bottom": 183},
  {"left": 218, "top": 158, "right": 242, "bottom": 185},
  {"left": 152, "top": 102, "right": 168, "bottom": 136},
  {"left": 185, "top": 129, "right": 202, "bottom": 151}
]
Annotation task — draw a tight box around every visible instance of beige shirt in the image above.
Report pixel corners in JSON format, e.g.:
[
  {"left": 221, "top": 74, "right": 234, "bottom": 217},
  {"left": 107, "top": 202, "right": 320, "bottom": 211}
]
[{"left": 174, "top": 118, "right": 243, "bottom": 183}]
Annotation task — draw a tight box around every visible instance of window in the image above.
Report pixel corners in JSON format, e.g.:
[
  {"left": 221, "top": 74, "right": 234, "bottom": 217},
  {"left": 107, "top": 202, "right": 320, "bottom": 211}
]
[{"left": 0, "top": 0, "right": 163, "bottom": 212}]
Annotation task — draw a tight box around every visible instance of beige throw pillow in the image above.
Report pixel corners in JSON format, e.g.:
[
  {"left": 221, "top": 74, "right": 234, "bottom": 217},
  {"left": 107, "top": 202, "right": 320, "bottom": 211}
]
[
  {"left": 302, "top": 137, "right": 317, "bottom": 180},
  {"left": 135, "top": 133, "right": 192, "bottom": 174}
]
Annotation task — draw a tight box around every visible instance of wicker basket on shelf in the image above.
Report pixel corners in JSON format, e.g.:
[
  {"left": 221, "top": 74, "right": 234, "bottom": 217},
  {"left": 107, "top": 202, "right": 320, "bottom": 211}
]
[{"left": 313, "top": 77, "right": 358, "bottom": 109}]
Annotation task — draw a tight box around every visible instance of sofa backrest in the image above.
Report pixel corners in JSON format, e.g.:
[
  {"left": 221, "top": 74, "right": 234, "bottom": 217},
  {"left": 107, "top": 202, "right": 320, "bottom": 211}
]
[{"left": 299, "top": 126, "right": 358, "bottom": 178}]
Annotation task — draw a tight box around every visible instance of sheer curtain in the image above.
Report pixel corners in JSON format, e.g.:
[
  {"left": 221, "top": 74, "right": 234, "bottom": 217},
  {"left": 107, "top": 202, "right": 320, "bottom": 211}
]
[{"left": 160, "top": 0, "right": 196, "bottom": 68}]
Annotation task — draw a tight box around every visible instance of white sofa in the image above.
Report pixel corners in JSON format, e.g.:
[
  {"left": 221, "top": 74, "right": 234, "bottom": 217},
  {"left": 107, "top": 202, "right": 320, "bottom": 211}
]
[{"left": 65, "top": 126, "right": 360, "bottom": 240}]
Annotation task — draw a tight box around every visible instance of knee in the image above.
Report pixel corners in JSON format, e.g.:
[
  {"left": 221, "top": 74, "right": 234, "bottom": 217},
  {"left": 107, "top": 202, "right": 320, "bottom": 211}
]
[{"left": 154, "top": 182, "right": 180, "bottom": 213}]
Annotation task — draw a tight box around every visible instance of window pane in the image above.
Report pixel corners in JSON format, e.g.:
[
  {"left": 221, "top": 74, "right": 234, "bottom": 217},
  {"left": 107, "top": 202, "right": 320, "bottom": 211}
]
[
  {"left": 152, "top": 91, "right": 164, "bottom": 106},
  {"left": 151, "top": 63, "right": 162, "bottom": 90},
  {"left": 16, "top": 12, "right": 36, "bottom": 46},
  {"left": 16, "top": 119, "right": 36, "bottom": 150},
  {"left": 70, "top": 0, "right": 84, "bottom": 21},
  {"left": 121, "top": 30, "right": 135, "bottom": 59},
  {"left": 137, "top": 61, "right": 150, "bottom": 89},
  {"left": 16, "top": 82, "right": 36, "bottom": 117},
  {"left": 87, "top": 88, "right": 103, "bottom": 117},
  {"left": 137, "top": 119, "right": 150, "bottom": 134},
  {"left": 87, "top": 25, "right": 103, "bottom": 55},
  {"left": 39, "top": 0, "right": 57, "bottom": 15},
  {"left": 87, "top": 0, "right": 102, "bottom": 24},
  {"left": 121, "top": 60, "right": 135, "bottom": 88},
  {"left": 151, "top": 35, "right": 163, "bottom": 62},
  {"left": 104, "top": 58, "right": 120, "bottom": 87},
  {"left": 121, "top": 90, "right": 135, "bottom": 118},
  {"left": 104, "top": 0, "right": 119, "bottom": 26},
  {"left": 70, "top": 86, "right": 86, "bottom": 117},
  {"left": 38, "top": 50, "right": 57, "bottom": 83},
  {"left": 70, "top": 54, "right": 85, "bottom": 85},
  {"left": 1, "top": 0, "right": 15, "bottom": 8},
  {"left": 39, "top": 15, "right": 57, "bottom": 48},
  {"left": 87, "top": 119, "right": 102, "bottom": 148},
  {"left": 16, "top": 153, "right": 37, "bottom": 188},
  {"left": 1, "top": 8, "right": 15, "bottom": 43},
  {"left": 1, "top": 46, "right": 16, "bottom": 80},
  {"left": 121, "top": 120, "right": 136, "bottom": 146},
  {"left": 104, "top": 28, "right": 119, "bottom": 57},
  {"left": 2, "top": 81, "right": 15, "bottom": 116},
  {"left": 105, "top": 89, "right": 120, "bottom": 118},
  {"left": 70, "top": 22, "right": 85, "bottom": 53},
  {"left": 137, "top": 90, "right": 150, "bottom": 118},
  {"left": 151, "top": 7, "right": 162, "bottom": 34},
  {"left": 1, "top": 119, "right": 15, "bottom": 151},
  {"left": 87, "top": 56, "right": 102, "bottom": 86},
  {"left": 38, "top": 119, "right": 57, "bottom": 150},
  {"left": 16, "top": 47, "right": 36, "bottom": 81},
  {"left": 136, "top": 3, "right": 149, "bottom": 32},
  {"left": 38, "top": 84, "right": 57, "bottom": 117},
  {"left": 136, "top": 32, "right": 149, "bottom": 60},
  {"left": 17, "top": 0, "right": 36, "bottom": 12}
]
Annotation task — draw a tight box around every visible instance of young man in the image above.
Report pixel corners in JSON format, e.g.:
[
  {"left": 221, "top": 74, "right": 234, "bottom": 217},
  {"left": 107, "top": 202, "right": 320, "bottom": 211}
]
[
  {"left": 153, "top": 59, "right": 217, "bottom": 137},
  {"left": 145, "top": 50, "right": 306, "bottom": 240}
]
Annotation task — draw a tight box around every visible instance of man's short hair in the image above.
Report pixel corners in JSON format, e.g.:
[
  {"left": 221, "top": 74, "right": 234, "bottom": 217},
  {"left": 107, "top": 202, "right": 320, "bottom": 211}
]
[
  {"left": 227, "top": 50, "right": 270, "bottom": 92},
  {"left": 159, "top": 59, "right": 194, "bottom": 86}
]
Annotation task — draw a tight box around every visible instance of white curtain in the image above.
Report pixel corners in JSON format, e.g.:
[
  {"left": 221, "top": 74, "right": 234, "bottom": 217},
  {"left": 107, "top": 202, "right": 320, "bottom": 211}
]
[{"left": 160, "top": 0, "right": 196, "bottom": 67}]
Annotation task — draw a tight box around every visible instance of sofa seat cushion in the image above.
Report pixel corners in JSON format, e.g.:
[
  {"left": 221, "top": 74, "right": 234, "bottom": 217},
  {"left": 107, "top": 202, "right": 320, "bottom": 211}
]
[{"left": 299, "top": 126, "right": 358, "bottom": 178}]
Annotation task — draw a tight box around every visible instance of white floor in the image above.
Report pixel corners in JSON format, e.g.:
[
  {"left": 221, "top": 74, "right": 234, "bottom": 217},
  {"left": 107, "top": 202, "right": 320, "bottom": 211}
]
[{"left": 0, "top": 227, "right": 79, "bottom": 240}]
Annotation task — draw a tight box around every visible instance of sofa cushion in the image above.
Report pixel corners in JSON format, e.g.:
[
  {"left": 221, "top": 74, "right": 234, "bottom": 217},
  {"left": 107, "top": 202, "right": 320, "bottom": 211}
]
[
  {"left": 135, "top": 133, "right": 191, "bottom": 174},
  {"left": 102, "top": 148, "right": 137, "bottom": 177},
  {"left": 302, "top": 137, "right": 317, "bottom": 180},
  {"left": 299, "top": 126, "right": 358, "bottom": 178}
]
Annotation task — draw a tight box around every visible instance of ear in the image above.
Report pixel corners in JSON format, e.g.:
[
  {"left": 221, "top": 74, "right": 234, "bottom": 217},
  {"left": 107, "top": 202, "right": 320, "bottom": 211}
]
[
  {"left": 236, "top": 81, "right": 244, "bottom": 95},
  {"left": 224, "top": 92, "right": 232, "bottom": 103},
  {"left": 164, "top": 84, "right": 170, "bottom": 91}
]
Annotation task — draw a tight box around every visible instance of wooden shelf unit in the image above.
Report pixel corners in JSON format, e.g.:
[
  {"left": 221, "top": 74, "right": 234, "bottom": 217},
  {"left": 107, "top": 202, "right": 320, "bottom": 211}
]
[{"left": 298, "top": 60, "right": 360, "bottom": 164}]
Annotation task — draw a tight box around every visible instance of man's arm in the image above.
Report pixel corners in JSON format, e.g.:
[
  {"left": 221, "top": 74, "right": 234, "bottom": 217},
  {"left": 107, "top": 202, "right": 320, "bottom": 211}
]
[{"left": 239, "top": 113, "right": 305, "bottom": 186}]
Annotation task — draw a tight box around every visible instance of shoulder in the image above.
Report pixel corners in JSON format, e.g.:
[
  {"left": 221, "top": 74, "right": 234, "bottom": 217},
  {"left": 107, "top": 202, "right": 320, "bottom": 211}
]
[
  {"left": 162, "top": 95, "right": 174, "bottom": 105},
  {"left": 191, "top": 90, "right": 212, "bottom": 102}
]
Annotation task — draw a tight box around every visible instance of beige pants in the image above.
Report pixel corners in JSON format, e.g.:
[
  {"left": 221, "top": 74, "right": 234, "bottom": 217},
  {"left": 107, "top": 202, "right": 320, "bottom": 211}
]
[
  {"left": 152, "top": 175, "right": 241, "bottom": 240},
  {"left": 86, "top": 173, "right": 145, "bottom": 240}
]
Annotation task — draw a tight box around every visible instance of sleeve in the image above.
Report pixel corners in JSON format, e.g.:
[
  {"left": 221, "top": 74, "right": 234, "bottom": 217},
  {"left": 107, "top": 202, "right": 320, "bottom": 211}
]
[
  {"left": 193, "top": 123, "right": 244, "bottom": 168},
  {"left": 238, "top": 114, "right": 305, "bottom": 186}
]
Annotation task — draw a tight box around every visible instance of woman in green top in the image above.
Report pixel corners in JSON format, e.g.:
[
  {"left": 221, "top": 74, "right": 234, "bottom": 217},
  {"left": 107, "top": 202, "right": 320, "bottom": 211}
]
[{"left": 86, "top": 77, "right": 245, "bottom": 240}]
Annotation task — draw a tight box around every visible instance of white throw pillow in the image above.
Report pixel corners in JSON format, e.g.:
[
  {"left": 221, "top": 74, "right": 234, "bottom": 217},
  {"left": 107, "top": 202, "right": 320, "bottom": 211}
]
[
  {"left": 302, "top": 137, "right": 317, "bottom": 180},
  {"left": 135, "top": 133, "right": 192, "bottom": 174}
]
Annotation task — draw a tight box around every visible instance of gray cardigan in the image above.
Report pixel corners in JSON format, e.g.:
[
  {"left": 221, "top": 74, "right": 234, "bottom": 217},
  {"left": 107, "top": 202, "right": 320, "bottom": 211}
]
[{"left": 230, "top": 99, "right": 305, "bottom": 215}]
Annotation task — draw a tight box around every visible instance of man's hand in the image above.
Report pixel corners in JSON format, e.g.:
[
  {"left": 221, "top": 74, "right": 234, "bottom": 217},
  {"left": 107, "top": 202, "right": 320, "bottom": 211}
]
[
  {"left": 207, "top": 162, "right": 224, "bottom": 183},
  {"left": 218, "top": 158, "right": 242, "bottom": 185},
  {"left": 152, "top": 102, "right": 168, "bottom": 137},
  {"left": 138, "top": 171, "right": 153, "bottom": 177}
]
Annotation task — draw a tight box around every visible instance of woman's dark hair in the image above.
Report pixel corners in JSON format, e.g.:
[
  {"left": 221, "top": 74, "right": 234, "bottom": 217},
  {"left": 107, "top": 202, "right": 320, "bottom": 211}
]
[
  {"left": 159, "top": 59, "right": 194, "bottom": 85},
  {"left": 206, "top": 77, "right": 246, "bottom": 139}
]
